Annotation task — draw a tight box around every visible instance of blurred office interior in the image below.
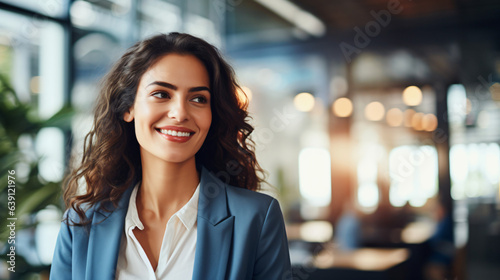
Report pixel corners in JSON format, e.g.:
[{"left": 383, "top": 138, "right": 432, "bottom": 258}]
[{"left": 0, "top": 0, "right": 499, "bottom": 279}]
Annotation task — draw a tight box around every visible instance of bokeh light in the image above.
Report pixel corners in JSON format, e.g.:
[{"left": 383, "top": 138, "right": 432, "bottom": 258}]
[
  {"left": 294, "top": 92, "right": 315, "bottom": 112},
  {"left": 403, "top": 109, "right": 416, "bottom": 127},
  {"left": 364, "top": 101, "right": 385, "bottom": 121},
  {"left": 386, "top": 108, "right": 403, "bottom": 127},
  {"left": 422, "top": 114, "right": 438, "bottom": 131},
  {"left": 332, "top": 97, "right": 353, "bottom": 117},
  {"left": 403, "top": 86, "right": 423, "bottom": 106},
  {"left": 411, "top": 112, "right": 425, "bottom": 130}
]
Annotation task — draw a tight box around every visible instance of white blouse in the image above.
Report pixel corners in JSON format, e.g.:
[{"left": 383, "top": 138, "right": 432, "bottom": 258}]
[{"left": 115, "top": 182, "right": 200, "bottom": 280}]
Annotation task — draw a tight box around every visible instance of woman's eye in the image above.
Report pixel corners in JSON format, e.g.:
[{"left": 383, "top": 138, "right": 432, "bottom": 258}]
[
  {"left": 152, "top": 91, "right": 169, "bottom": 99},
  {"left": 191, "top": 96, "right": 208, "bottom": 104}
]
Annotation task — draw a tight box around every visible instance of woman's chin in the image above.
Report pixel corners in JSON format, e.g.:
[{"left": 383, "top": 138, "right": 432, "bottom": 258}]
[{"left": 160, "top": 154, "right": 196, "bottom": 165}]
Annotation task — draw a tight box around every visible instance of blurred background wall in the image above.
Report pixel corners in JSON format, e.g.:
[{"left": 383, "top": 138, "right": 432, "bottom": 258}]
[{"left": 0, "top": 0, "right": 499, "bottom": 279}]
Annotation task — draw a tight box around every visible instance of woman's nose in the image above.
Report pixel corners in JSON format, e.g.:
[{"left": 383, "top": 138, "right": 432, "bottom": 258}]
[{"left": 167, "top": 97, "right": 189, "bottom": 122}]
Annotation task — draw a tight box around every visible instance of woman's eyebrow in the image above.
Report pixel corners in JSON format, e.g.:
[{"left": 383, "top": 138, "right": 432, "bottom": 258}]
[
  {"left": 189, "top": 86, "right": 211, "bottom": 93},
  {"left": 147, "top": 81, "right": 210, "bottom": 93}
]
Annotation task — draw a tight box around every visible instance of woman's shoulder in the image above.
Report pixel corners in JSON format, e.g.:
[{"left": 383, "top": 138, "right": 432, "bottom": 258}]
[
  {"left": 225, "top": 185, "right": 282, "bottom": 216},
  {"left": 226, "top": 184, "right": 274, "bottom": 201},
  {"left": 63, "top": 184, "right": 135, "bottom": 226},
  {"left": 201, "top": 166, "right": 279, "bottom": 211},
  {"left": 62, "top": 202, "right": 99, "bottom": 226}
]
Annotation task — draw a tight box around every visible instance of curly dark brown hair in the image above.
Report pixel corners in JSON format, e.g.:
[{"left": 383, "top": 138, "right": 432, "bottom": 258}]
[{"left": 63, "top": 33, "right": 264, "bottom": 226}]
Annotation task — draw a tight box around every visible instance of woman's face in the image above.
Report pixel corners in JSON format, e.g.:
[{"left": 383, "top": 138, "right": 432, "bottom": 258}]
[{"left": 124, "top": 53, "right": 212, "bottom": 165}]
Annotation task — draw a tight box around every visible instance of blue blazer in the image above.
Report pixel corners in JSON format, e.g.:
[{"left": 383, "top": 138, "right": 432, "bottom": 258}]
[{"left": 50, "top": 167, "right": 292, "bottom": 280}]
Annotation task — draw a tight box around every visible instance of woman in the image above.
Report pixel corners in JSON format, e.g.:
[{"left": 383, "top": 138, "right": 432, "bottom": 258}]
[{"left": 50, "top": 33, "right": 291, "bottom": 280}]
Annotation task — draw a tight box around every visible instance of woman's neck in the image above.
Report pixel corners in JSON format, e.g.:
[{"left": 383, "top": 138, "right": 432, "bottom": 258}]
[{"left": 137, "top": 154, "right": 200, "bottom": 221}]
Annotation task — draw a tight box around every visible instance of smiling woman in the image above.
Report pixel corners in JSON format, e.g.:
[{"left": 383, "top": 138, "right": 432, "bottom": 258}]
[{"left": 49, "top": 33, "right": 292, "bottom": 280}]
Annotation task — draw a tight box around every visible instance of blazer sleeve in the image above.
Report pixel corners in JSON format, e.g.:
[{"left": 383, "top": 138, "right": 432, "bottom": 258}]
[
  {"left": 253, "top": 199, "right": 292, "bottom": 280},
  {"left": 50, "top": 211, "right": 73, "bottom": 280}
]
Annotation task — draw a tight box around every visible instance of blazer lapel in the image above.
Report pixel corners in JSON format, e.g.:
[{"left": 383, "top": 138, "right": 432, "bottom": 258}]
[
  {"left": 192, "top": 167, "right": 235, "bottom": 280},
  {"left": 86, "top": 186, "right": 134, "bottom": 280}
]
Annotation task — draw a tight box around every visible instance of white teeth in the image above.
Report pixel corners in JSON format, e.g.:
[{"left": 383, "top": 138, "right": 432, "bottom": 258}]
[{"left": 159, "top": 129, "right": 191, "bottom": 137}]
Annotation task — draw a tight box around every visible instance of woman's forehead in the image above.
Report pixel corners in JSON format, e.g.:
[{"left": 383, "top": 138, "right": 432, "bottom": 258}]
[{"left": 140, "top": 54, "right": 210, "bottom": 88}]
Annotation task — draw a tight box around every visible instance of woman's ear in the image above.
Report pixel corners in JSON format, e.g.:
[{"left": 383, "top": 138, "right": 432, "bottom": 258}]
[{"left": 123, "top": 108, "right": 134, "bottom": 122}]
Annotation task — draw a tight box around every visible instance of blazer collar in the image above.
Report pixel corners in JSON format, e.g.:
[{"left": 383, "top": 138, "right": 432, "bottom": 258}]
[
  {"left": 197, "top": 166, "right": 231, "bottom": 224},
  {"left": 192, "top": 167, "right": 234, "bottom": 280},
  {"left": 86, "top": 183, "right": 134, "bottom": 280}
]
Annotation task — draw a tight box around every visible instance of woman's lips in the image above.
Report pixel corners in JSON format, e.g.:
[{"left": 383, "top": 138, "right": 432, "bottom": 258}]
[{"left": 155, "top": 126, "right": 195, "bottom": 143}]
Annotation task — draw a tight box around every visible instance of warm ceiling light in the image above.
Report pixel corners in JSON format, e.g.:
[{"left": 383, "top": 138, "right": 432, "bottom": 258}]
[
  {"left": 294, "top": 92, "right": 315, "bottom": 112},
  {"left": 332, "top": 97, "right": 353, "bottom": 117},
  {"left": 411, "top": 112, "right": 425, "bottom": 130},
  {"left": 386, "top": 108, "right": 403, "bottom": 127},
  {"left": 365, "top": 101, "right": 385, "bottom": 121},
  {"left": 422, "top": 114, "right": 438, "bottom": 131},
  {"left": 403, "top": 86, "right": 423, "bottom": 106},
  {"left": 403, "top": 109, "right": 416, "bottom": 127}
]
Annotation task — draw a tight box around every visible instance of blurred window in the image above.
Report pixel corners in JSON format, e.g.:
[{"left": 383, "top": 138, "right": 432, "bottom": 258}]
[
  {"left": 447, "top": 82, "right": 500, "bottom": 201},
  {"left": 1, "top": 0, "right": 70, "bottom": 18},
  {"left": 298, "top": 147, "right": 332, "bottom": 207},
  {"left": 140, "top": 0, "right": 182, "bottom": 38},
  {"left": 357, "top": 156, "right": 379, "bottom": 212},
  {"left": 388, "top": 145, "right": 438, "bottom": 207},
  {"left": 0, "top": 9, "right": 43, "bottom": 104},
  {"left": 0, "top": 8, "right": 67, "bottom": 182},
  {"left": 0, "top": 3, "right": 70, "bottom": 269},
  {"left": 450, "top": 143, "right": 500, "bottom": 200}
]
